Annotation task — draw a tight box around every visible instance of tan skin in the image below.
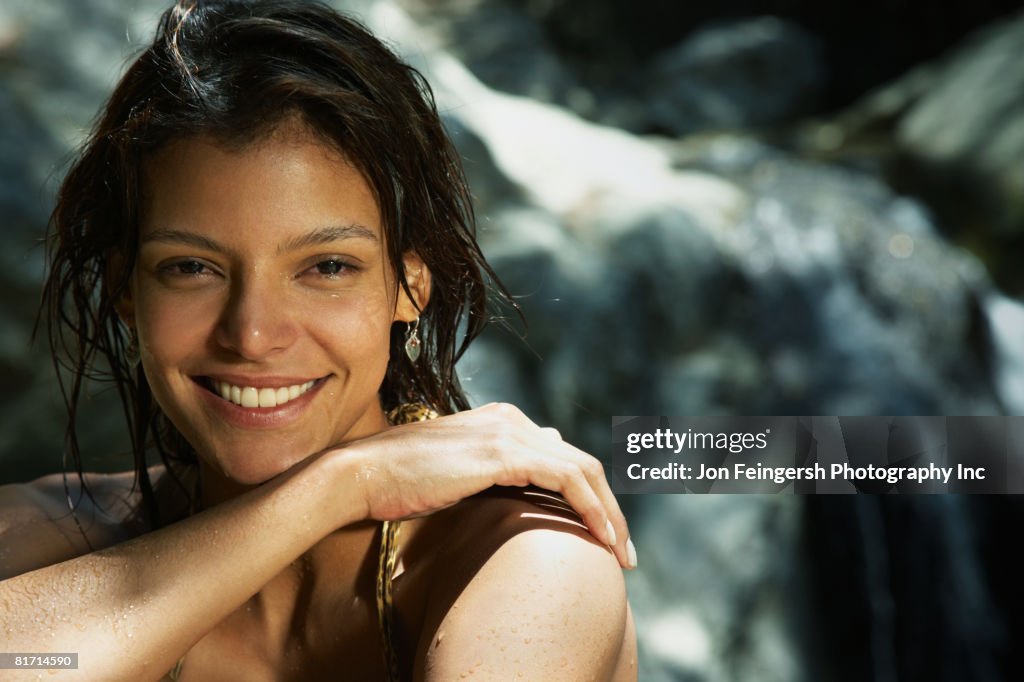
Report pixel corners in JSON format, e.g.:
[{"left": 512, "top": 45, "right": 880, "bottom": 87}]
[{"left": 0, "top": 119, "right": 636, "bottom": 681}]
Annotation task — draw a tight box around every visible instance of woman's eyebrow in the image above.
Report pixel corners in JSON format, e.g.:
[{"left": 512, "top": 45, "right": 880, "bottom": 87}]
[
  {"left": 139, "top": 224, "right": 379, "bottom": 255},
  {"left": 277, "top": 224, "right": 379, "bottom": 254},
  {"left": 141, "top": 228, "right": 229, "bottom": 254}
]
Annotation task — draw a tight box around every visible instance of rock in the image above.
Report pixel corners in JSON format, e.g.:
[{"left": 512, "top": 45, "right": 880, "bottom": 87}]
[
  {"left": 896, "top": 12, "right": 1024, "bottom": 238},
  {"left": 646, "top": 17, "right": 826, "bottom": 135},
  {"left": 469, "top": 130, "right": 1004, "bottom": 443},
  {"left": 400, "top": 0, "right": 583, "bottom": 108},
  {"left": 984, "top": 291, "right": 1024, "bottom": 415},
  {"left": 806, "top": 10, "right": 1024, "bottom": 295},
  {"left": 438, "top": 114, "right": 527, "bottom": 218},
  {"left": 626, "top": 495, "right": 804, "bottom": 682}
]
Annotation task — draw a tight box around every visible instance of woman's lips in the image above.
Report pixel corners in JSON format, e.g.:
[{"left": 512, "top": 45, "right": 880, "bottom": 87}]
[{"left": 193, "top": 375, "right": 330, "bottom": 429}]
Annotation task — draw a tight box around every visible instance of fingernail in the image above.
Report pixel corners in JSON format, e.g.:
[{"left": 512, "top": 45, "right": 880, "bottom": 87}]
[
  {"left": 626, "top": 538, "right": 638, "bottom": 569},
  {"left": 605, "top": 520, "right": 617, "bottom": 546}
]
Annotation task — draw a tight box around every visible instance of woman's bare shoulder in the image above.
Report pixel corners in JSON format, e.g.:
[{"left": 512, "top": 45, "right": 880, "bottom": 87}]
[
  {"left": 410, "top": 487, "right": 635, "bottom": 680},
  {"left": 30, "top": 466, "right": 167, "bottom": 527},
  {"left": 0, "top": 466, "right": 167, "bottom": 579},
  {"left": 405, "top": 486, "right": 606, "bottom": 597}
]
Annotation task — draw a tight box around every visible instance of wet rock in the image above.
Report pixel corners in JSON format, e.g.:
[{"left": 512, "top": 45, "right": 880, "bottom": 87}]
[
  {"left": 403, "top": 0, "right": 582, "bottom": 108},
  {"left": 468, "top": 130, "right": 1004, "bottom": 445},
  {"left": 896, "top": 12, "right": 1024, "bottom": 239},
  {"left": 809, "top": 10, "right": 1024, "bottom": 295},
  {"left": 645, "top": 17, "right": 825, "bottom": 136}
]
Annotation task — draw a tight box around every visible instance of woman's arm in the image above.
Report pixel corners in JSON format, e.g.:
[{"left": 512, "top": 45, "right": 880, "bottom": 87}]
[
  {"left": 0, "top": 403, "right": 630, "bottom": 681},
  {"left": 0, "top": 449, "right": 358, "bottom": 681}
]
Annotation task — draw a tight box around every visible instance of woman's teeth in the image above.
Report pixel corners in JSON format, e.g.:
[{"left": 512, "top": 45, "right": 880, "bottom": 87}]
[{"left": 213, "top": 380, "right": 316, "bottom": 408}]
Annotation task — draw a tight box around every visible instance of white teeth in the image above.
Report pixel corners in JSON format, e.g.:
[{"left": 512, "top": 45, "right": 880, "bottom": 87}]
[
  {"left": 212, "top": 379, "right": 317, "bottom": 408},
  {"left": 241, "top": 387, "right": 259, "bottom": 408}
]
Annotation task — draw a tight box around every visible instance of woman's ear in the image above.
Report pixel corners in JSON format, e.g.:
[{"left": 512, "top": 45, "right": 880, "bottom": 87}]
[
  {"left": 394, "top": 251, "right": 431, "bottom": 322},
  {"left": 108, "top": 251, "right": 137, "bottom": 327},
  {"left": 114, "top": 290, "right": 135, "bottom": 328}
]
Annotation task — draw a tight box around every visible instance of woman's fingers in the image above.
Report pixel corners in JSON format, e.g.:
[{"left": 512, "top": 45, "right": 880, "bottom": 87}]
[
  {"left": 349, "top": 403, "right": 634, "bottom": 568},
  {"left": 538, "top": 427, "right": 562, "bottom": 442},
  {"left": 518, "top": 433, "right": 635, "bottom": 570},
  {"left": 510, "top": 452, "right": 613, "bottom": 544},
  {"left": 564, "top": 443, "right": 635, "bottom": 570}
]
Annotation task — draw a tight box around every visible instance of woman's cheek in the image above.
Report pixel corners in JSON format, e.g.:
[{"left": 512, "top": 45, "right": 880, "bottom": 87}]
[
  {"left": 311, "top": 294, "right": 394, "bottom": 357},
  {"left": 139, "top": 294, "right": 220, "bottom": 353}
]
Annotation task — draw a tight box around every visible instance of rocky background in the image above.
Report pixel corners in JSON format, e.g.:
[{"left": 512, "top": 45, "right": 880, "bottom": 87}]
[{"left": 2, "top": 0, "right": 1023, "bottom": 680}]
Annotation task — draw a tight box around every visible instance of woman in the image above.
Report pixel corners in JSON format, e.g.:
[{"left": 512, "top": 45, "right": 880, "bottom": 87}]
[{"left": 0, "top": 1, "right": 636, "bottom": 680}]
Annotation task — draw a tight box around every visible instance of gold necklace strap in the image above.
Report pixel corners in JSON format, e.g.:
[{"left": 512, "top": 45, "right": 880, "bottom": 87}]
[
  {"left": 167, "top": 656, "right": 185, "bottom": 680},
  {"left": 377, "top": 518, "right": 402, "bottom": 682},
  {"left": 377, "top": 401, "right": 438, "bottom": 681}
]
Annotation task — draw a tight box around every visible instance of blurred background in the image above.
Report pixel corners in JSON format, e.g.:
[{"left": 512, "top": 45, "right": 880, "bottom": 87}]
[{"left": 2, "top": 0, "right": 1024, "bottom": 679}]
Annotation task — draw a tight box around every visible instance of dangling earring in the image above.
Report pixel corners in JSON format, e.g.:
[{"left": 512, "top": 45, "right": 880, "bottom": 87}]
[
  {"left": 125, "top": 328, "right": 141, "bottom": 369},
  {"left": 404, "top": 318, "right": 421, "bottom": 363}
]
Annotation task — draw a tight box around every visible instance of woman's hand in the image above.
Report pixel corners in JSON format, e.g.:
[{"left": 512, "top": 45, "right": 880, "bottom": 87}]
[{"left": 335, "top": 403, "right": 635, "bottom": 569}]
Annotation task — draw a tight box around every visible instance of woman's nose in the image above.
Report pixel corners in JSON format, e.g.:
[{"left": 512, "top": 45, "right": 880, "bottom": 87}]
[{"left": 213, "top": 273, "right": 298, "bottom": 360}]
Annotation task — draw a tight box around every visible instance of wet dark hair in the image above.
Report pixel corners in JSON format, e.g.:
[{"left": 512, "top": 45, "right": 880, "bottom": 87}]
[{"left": 40, "top": 0, "right": 514, "bottom": 529}]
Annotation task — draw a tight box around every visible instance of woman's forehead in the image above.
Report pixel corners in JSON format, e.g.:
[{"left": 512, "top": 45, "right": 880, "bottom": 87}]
[{"left": 140, "top": 123, "right": 383, "bottom": 244}]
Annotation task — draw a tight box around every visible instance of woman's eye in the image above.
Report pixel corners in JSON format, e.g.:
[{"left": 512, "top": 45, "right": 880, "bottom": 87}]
[
  {"left": 311, "top": 259, "right": 356, "bottom": 278},
  {"left": 160, "top": 259, "right": 211, "bottom": 277},
  {"left": 177, "top": 260, "right": 207, "bottom": 275}
]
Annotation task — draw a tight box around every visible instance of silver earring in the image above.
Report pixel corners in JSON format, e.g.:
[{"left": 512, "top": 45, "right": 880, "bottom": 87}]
[
  {"left": 125, "top": 328, "right": 141, "bottom": 369},
  {"left": 404, "top": 318, "right": 421, "bottom": 363}
]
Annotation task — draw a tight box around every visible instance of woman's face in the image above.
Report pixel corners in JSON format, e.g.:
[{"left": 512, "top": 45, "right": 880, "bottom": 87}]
[{"left": 119, "top": 122, "right": 427, "bottom": 489}]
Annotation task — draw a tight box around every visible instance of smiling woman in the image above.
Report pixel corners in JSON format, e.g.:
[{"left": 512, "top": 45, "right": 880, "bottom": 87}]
[
  {"left": 0, "top": 1, "right": 635, "bottom": 681},
  {"left": 128, "top": 129, "right": 410, "bottom": 488}
]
